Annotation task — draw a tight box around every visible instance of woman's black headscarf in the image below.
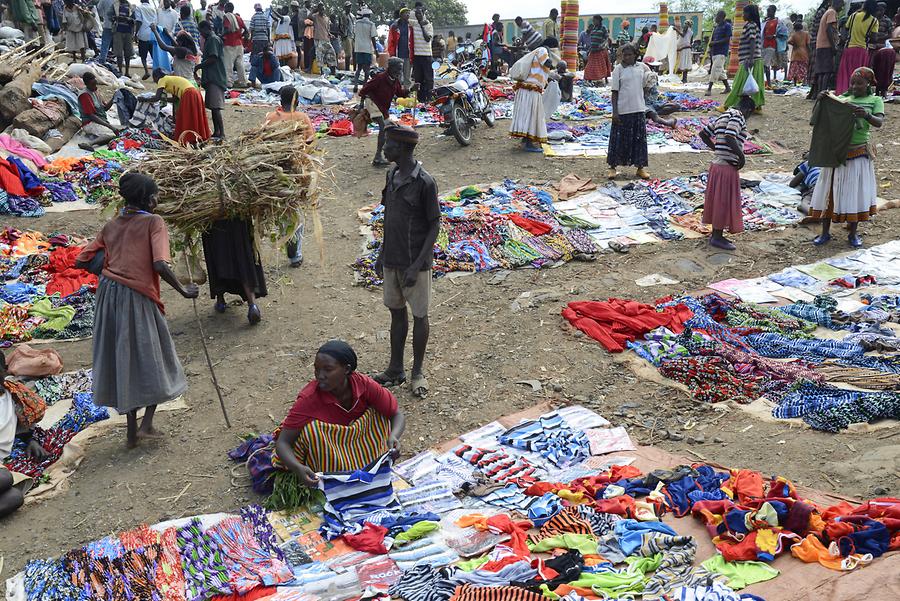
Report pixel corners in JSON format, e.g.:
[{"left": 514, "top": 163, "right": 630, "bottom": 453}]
[
  {"left": 317, "top": 340, "right": 357, "bottom": 371},
  {"left": 119, "top": 172, "right": 158, "bottom": 210}
]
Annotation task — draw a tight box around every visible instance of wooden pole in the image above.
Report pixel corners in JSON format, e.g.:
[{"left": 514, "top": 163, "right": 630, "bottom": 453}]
[{"left": 185, "top": 241, "right": 232, "bottom": 428}]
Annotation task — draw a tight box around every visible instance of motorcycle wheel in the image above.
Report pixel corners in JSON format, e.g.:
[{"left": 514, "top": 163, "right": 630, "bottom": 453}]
[
  {"left": 482, "top": 99, "right": 496, "bottom": 128},
  {"left": 448, "top": 102, "right": 473, "bottom": 146}
]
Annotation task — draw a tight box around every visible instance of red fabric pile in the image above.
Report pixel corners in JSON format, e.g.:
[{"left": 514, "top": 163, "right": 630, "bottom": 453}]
[
  {"left": 43, "top": 245, "right": 98, "bottom": 297},
  {"left": 508, "top": 214, "right": 553, "bottom": 235},
  {"left": 328, "top": 119, "right": 354, "bottom": 136},
  {"left": 562, "top": 299, "right": 693, "bottom": 352}
]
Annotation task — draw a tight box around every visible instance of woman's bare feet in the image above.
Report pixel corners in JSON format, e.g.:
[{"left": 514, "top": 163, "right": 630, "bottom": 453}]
[{"left": 137, "top": 426, "right": 165, "bottom": 439}]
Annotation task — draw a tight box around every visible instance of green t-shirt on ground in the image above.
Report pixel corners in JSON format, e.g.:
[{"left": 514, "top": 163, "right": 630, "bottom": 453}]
[{"left": 843, "top": 93, "right": 884, "bottom": 146}]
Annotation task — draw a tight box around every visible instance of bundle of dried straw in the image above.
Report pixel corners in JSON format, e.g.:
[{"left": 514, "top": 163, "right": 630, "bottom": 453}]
[{"left": 125, "top": 120, "right": 323, "bottom": 240}]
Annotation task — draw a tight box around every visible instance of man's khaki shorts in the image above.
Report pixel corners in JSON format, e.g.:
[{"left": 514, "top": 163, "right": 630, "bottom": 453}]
[{"left": 383, "top": 267, "right": 431, "bottom": 318}]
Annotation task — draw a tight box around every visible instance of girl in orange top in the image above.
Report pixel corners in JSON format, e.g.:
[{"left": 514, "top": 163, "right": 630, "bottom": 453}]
[
  {"left": 264, "top": 85, "right": 315, "bottom": 268},
  {"left": 264, "top": 85, "right": 315, "bottom": 143}
]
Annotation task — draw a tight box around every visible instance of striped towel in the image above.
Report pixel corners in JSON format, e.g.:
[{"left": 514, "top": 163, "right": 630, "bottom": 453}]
[
  {"left": 498, "top": 410, "right": 590, "bottom": 467},
  {"left": 317, "top": 452, "right": 401, "bottom": 539}
]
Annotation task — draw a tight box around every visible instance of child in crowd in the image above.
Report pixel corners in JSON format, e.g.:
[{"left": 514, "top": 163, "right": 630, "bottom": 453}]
[
  {"left": 790, "top": 155, "right": 820, "bottom": 214},
  {"left": 607, "top": 44, "right": 650, "bottom": 180},
  {"left": 557, "top": 60, "right": 574, "bottom": 102},
  {"left": 359, "top": 57, "right": 416, "bottom": 166},
  {"left": 264, "top": 86, "right": 315, "bottom": 268},
  {"left": 642, "top": 59, "right": 678, "bottom": 127},
  {"left": 698, "top": 95, "right": 756, "bottom": 250},
  {"left": 810, "top": 68, "right": 884, "bottom": 248}
]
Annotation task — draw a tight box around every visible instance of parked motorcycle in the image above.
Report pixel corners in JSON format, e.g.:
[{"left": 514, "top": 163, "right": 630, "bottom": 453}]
[{"left": 430, "top": 55, "right": 495, "bottom": 146}]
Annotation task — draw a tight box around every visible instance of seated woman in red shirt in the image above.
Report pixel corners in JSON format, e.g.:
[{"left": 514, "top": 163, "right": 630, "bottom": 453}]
[{"left": 273, "top": 340, "right": 406, "bottom": 498}]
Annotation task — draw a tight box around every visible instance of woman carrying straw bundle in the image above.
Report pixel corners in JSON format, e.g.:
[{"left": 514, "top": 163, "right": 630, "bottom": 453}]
[
  {"left": 272, "top": 341, "right": 405, "bottom": 503},
  {"left": 202, "top": 211, "right": 268, "bottom": 324},
  {"left": 76, "top": 173, "right": 199, "bottom": 448}
]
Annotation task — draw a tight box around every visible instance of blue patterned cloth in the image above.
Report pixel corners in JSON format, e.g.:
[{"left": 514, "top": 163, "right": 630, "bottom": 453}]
[
  {"left": 498, "top": 410, "right": 590, "bottom": 468},
  {"left": 747, "top": 332, "right": 900, "bottom": 373},
  {"left": 773, "top": 381, "right": 900, "bottom": 432},
  {"left": 317, "top": 452, "right": 401, "bottom": 539}
]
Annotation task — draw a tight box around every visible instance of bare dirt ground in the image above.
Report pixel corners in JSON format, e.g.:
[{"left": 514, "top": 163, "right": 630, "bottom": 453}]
[{"left": 1, "top": 90, "right": 899, "bottom": 579}]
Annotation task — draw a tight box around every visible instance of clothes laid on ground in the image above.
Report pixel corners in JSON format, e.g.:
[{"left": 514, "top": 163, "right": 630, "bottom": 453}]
[
  {"left": 0, "top": 229, "right": 98, "bottom": 345},
  {"left": 581, "top": 242, "right": 900, "bottom": 431},
  {"left": 317, "top": 452, "right": 402, "bottom": 539},
  {"left": 12, "top": 392, "right": 900, "bottom": 601}
]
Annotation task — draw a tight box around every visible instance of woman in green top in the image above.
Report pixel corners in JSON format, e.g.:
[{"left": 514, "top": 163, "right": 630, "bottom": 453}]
[{"left": 810, "top": 67, "right": 884, "bottom": 248}]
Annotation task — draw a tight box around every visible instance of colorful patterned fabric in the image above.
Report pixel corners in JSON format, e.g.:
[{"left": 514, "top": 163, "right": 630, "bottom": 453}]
[
  {"left": 175, "top": 518, "right": 233, "bottom": 600},
  {"left": 4, "top": 379, "right": 46, "bottom": 428},
  {"left": 206, "top": 516, "right": 293, "bottom": 593},
  {"left": 272, "top": 406, "right": 392, "bottom": 473}
]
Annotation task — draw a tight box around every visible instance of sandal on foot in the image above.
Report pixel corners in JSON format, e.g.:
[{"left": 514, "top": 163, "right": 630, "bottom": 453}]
[
  {"left": 813, "top": 233, "right": 832, "bottom": 246},
  {"left": 247, "top": 304, "right": 261, "bottom": 325},
  {"left": 410, "top": 374, "right": 429, "bottom": 398},
  {"left": 214, "top": 300, "right": 227, "bottom": 313},
  {"left": 848, "top": 234, "right": 863, "bottom": 248},
  {"left": 372, "top": 371, "right": 407, "bottom": 387}
]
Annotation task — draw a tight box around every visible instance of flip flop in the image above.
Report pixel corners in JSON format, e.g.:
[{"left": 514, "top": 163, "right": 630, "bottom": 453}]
[
  {"left": 410, "top": 374, "right": 429, "bottom": 398},
  {"left": 372, "top": 371, "right": 407, "bottom": 388}
]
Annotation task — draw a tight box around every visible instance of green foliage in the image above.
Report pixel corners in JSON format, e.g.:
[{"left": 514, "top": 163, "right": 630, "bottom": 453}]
[
  {"left": 265, "top": 470, "right": 326, "bottom": 511},
  {"left": 286, "top": 0, "right": 466, "bottom": 27}
]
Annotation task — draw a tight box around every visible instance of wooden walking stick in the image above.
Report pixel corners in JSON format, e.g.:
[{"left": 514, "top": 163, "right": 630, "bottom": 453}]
[{"left": 184, "top": 240, "right": 231, "bottom": 428}]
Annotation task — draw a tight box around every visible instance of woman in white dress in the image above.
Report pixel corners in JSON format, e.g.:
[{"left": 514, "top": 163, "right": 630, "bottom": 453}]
[
  {"left": 62, "top": 0, "right": 88, "bottom": 62},
  {"left": 674, "top": 20, "right": 693, "bottom": 83},
  {"left": 510, "top": 38, "right": 558, "bottom": 153},
  {"left": 273, "top": 9, "right": 298, "bottom": 70}
]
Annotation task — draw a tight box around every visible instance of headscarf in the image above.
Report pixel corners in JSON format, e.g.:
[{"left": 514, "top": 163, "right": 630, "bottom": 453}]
[
  {"left": 317, "top": 340, "right": 357, "bottom": 371},
  {"left": 851, "top": 66, "right": 877, "bottom": 88},
  {"left": 119, "top": 172, "right": 158, "bottom": 209}
]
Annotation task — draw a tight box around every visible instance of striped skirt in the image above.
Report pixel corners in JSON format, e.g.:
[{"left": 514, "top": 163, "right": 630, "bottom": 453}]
[
  {"left": 272, "top": 407, "right": 392, "bottom": 473},
  {"left": 584, "top": 50, "right": 612, "bottom": 80}
]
